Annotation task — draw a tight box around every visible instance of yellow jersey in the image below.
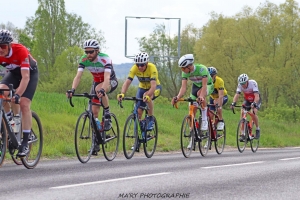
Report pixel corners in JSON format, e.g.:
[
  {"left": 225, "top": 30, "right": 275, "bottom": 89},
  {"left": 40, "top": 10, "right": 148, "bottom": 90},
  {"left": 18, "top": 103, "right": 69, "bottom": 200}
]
[
  {"left": 210, "top": 76, "right": 227, "bottom": 99},
  {"left": 127, "top": 62, "right": 161, "bottom": 89}
]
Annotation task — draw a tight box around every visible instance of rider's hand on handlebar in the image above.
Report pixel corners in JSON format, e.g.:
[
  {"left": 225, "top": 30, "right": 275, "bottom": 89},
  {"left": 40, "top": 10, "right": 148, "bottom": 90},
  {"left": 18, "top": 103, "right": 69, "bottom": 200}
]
[
  {"left": 230, "top": 102, "right": 236, "bottom": 109},
  {"left": 251, "top": 102, "right": 257, "bottom": 108},
  {"left": 66, "top": 88, "right": 75, "bottom": 98},
  {"left": 171, "top": 96, "right": 178, "bottom": 105},
  {"left": 97, "top": 88, "right": 106, "bottom": 98},
  {"left": 117, "top": 93, "right": 124, "bottom": 101},
  {"left": 143, "top": 95, "right": 151, "bottom": 102}
]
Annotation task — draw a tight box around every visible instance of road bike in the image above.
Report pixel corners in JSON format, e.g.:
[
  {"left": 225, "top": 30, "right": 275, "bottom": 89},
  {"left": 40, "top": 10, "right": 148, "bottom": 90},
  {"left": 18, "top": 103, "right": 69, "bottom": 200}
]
[
  {"left": 0, "top": 84, "right": 43, "bottom": 169},
  {"left": 232, "top": 105, "right": 259, "bottom": 153},
  {"left": 207, "top": 104, "right": 226, "bottom": 154},
  {"left": 174, "top": 98, "right": 211, "bottom": 158},
  {"left": 119, "top": 97, "right": 158, "bottom": 159},
  {"left": 68, "top": 92, "right": 119, "bottom": 162}
]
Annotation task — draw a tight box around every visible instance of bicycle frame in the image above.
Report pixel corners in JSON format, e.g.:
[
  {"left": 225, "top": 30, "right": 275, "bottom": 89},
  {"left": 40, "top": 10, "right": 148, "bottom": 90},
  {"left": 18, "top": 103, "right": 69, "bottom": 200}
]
[
  {"left": 233, "top": 105, "right": 254, "bottom": 137},
  {"left": 207, "top": 105, "right": 219, "bottom": 141}
]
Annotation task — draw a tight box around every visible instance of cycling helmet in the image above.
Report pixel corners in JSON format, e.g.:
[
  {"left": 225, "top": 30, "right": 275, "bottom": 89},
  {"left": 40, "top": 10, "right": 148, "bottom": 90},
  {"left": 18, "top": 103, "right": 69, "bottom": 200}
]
[
  {"left": 83, "top": 39, "right": 99, "bottom": 49},
  {"left": 134, "top": 52, "right": 149, "bottom": 64},
  {"left": 178, "top": 54, "right": 194, "bottom": 68},
  {"left": 238, "top": 73, "right": 249, "bottom": 84},
  {"left": 208, "top": 66, "right": 217, "bottom": 76},
  {"left": 0, "top": 29, "right": 13, "bottom": 44}
]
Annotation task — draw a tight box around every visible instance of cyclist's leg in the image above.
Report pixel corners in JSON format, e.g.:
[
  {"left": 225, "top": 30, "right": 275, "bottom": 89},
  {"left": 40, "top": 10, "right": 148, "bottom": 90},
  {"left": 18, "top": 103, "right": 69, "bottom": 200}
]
[
  {"left": 253, "top": 99, "right": 261, "bottom": 139},
  {"left": 216, "top": 95, "right": 228, "bottom": 130},
  {"left": 91, "top": 82, "right": 101, "bottom": 154},
  {"left": 146, "top": 85, "right": 162, "bottom": 130},
  {"left": 136, "top": 87, "right": 147, "bottom": 119},
  {"left": 95, "top": 82, "right": 112, "bottom": 130},
  {"left": 17, "top": 71, "right": 38, "bottom": 157},
  {"left": 209, "top": 97, "right": 215, "bottom": 121}
]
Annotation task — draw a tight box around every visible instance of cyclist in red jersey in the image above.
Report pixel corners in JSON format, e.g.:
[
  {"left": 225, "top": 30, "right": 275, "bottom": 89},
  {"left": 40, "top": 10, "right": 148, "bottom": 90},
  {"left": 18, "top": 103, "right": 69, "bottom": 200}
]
[
  {"left": 230, "top": 73, "right": 261, "bottom": 139},
  {"left": 0, "top": 29, "right": 39, "bottom": 157}
]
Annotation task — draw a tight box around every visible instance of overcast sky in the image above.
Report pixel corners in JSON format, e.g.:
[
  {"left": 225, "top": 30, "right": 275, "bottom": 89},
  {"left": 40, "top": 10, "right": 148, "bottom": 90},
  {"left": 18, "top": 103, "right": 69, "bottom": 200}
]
[{"left": 1, "top": 0, "right": 286, "bottom": 64}]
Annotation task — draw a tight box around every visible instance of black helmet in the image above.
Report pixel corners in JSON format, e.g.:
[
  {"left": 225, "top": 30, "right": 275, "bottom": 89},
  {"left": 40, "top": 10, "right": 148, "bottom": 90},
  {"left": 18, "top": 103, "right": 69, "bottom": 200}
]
[
  {"left": 208, "top": 66, "right": 217, "bottom": 76},
  {"left": 0, "top": 29, "right": 13, "bottom": 44}
]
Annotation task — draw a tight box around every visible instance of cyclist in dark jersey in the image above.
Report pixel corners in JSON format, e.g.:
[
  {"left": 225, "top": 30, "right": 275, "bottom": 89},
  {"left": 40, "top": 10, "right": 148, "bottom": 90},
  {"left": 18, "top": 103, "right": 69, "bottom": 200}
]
[{"left": 0, "top": 29, "right": 39, "bottom": 157}]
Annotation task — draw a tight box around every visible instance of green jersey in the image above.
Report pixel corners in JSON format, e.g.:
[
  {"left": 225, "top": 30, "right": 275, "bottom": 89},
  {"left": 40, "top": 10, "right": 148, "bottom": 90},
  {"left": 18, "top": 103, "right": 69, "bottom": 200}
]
[{"left": 182, "top": 64, "right": 213, "bottom": 87}]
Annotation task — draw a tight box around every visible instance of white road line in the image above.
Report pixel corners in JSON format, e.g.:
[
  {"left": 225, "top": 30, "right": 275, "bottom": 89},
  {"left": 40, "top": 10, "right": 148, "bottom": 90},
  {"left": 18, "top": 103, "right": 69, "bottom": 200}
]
[
  {"left": 279, "top": 157, "right": 300, "bottom": 161},
  {"left": 202, "top": 161, "right": 264, "bottom": 169},
  {"left": 50, "top": 172, "right": 171, "bottom": 189}
]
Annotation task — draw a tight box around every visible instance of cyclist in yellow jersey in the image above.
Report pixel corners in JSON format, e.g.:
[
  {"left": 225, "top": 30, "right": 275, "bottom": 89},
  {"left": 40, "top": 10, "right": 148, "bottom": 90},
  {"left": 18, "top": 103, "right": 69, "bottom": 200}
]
[
  {"left": 207, "top": 67, "right": 228, "bottom": 130},
  {"left": 117, "top": 52, "right": 162, "bottom": 130}
]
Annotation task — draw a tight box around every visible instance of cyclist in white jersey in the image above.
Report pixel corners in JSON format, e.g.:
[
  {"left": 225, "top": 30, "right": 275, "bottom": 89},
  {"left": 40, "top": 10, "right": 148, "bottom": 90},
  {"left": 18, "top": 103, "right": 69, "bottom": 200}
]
[{"left": 230, "top": 73, "right": 261, "bottom": 139}]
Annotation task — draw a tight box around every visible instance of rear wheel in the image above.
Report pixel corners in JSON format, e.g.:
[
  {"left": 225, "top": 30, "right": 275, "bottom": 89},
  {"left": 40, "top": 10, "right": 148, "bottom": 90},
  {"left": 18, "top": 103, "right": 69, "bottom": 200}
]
[
  {"left": 0, "top": 118, "right": 7, "bottom": 167},
  {"left": 102, "top": 113, "right": 120, "bottom": 161},
  {"left": 236, "top": 119, "right": 247, "bottom": 153},
  {"left": 21, "top": 111, "right": 43, "bottom": 169},
  {"left": 74, "top": 112, "right": 93, "bottom": 163},
  {"left": 143, "top": 116, "right": 158, "bottom": 158},
  {"left": 123, "top": 114, "right": 138, "bottom": 159},
  {"left": 215, "top": 122, "right": 226, "bottom": 154},
  {"left": 180, "top": 115, "right": 193, "bottom": 158}
]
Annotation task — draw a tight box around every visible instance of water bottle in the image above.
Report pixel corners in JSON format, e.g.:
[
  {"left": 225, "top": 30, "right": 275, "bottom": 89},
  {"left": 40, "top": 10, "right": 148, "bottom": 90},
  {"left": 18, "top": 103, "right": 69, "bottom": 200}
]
[
  {"left": 13, "top": 114, "right": 21, "bottom": 133},
  {"left": 95, "top": 118, "right": 102, "bottom": 130}
]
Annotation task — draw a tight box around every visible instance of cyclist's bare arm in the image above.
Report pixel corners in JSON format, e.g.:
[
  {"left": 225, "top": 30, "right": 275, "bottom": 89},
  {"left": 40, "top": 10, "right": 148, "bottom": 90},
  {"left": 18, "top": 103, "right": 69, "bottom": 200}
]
[
  {"left": 177, "top": 79, "right": 188, "bottom": 98},
  {"left": 218, "top": 89, "right": 224, "bottom": 106},
  {"left": 198, "top": 77, "right": 207, "bottom": 99},
  {"left": 71, "top": 71, "right": 83, "bottom": 91}
]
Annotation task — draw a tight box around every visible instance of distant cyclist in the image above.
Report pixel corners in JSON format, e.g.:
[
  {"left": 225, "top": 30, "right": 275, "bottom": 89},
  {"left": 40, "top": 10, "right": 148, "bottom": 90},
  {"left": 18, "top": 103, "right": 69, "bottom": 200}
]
[
  {"left": 117, "top": 52, "right": 162, "bottom": 130},
  {"left": 207, "top": 66, "right": 228, "bottom": 130},
  {"left": 171, "top": 54, "right": 214, "bottom": 131},
  {"left": 230, "top": 73, "right": 261, "bottom": 139}
]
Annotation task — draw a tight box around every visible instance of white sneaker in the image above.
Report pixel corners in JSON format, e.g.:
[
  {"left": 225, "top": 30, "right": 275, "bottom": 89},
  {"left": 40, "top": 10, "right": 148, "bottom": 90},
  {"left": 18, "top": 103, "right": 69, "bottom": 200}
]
[
  {"left": 187, "top": 138, "right": 193, "bottom": 149},
  {"left": 217, "top": 122, "right": 224, "bottom": 130},
  {"left": 201, "top": 120, "right": 208, "bottom": 131}
]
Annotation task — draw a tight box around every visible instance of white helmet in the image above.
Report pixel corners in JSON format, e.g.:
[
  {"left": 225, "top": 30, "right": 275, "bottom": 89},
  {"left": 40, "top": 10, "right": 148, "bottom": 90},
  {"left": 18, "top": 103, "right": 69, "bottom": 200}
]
[
  {"left": 83, "top": 39, "right": 99, "bottom": 49},
  {"left": 134, "top": 52, "right": 149, "bottom": 64},
  {"left": 0, "top": 29, "right": 13, "bottom": 43},
  {"left": 178, "top": 54, "right": 194, "bottom": 68},
  {"left": 238, "top": 73, "right": 249, "bottom": 84}
]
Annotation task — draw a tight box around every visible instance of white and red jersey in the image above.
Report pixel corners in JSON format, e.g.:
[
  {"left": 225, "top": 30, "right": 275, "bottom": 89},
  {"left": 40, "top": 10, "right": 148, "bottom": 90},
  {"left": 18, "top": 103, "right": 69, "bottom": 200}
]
[
  {"left": 236, "top": 80, "right": 259, "bottom": 102},
  {"left": 0, "top": 43, "right": 37, "bottom": 76}
]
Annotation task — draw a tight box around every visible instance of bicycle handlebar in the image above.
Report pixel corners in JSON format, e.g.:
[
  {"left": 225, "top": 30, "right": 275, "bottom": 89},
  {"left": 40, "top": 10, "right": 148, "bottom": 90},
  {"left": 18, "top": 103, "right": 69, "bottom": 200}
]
[
  {"left": 118, "top": 97, "right": 145, "bottom": 109},
  {"left": 67, "top": 92, "right": 98, "bottom": 107},
  {"left": 0, "top": 84, "right": 15, "bottom": 100},
  {"left": 231, "top": 105, "right": 255, "bottom": 115}
]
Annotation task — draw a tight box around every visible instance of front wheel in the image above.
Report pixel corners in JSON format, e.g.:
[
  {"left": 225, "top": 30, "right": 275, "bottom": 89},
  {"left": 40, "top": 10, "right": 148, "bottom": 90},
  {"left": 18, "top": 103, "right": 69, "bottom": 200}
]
[
  {"left": 123, "top": 114, "right": 138, "bottom": 159},
  {"left": 21, "top": 111, "right": 43, "bottom": 169},
  {"left": 199, "top": 122, "right": 211, "bottom": 157},
  {"left": 102, "top": 113, "right": 120, "bottom": 161},
  {"left": 250, "top": 122, "right": 259, "bottom": 153},
  {"left": 180, "top": 115, "right": 193, "bottom": 158},
  {"left": 236, "top": 119, "right": 247, "bottom": 153},
  {"left": 74, "top": 112, "right": 93, "bottom": 163},
  {"left": 143, "top": 116, "right": 158, "bottom": 158},
  {"left": 215, "top": 122, "right": 226, "bottom": 154}
]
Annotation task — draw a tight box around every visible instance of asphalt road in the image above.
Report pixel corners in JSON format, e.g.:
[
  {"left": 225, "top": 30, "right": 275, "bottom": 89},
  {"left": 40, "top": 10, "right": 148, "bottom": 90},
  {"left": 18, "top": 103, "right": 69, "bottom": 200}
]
[{"left": 1, "top": 147, "right": 300, "bottom": 200}]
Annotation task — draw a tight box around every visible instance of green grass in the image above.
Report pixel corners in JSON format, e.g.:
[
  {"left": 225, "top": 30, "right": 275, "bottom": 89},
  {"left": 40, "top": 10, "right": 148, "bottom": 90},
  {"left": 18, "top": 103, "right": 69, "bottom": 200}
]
[{"left": 26, "top": 92, "right": 300, "bottom": 158}]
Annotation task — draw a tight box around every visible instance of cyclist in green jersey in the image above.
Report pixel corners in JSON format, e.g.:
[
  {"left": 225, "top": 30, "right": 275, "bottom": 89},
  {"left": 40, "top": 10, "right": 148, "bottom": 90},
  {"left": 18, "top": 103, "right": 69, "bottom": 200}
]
[{"left": 171, "top": 54, "right": 214, "bottom": 131}]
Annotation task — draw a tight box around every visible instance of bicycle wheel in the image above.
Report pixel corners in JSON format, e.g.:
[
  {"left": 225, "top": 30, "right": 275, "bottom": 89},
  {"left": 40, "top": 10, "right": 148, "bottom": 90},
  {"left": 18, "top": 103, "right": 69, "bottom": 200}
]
[
  {"left": 143, "top": 116, "right": 158, "bottom": 158},
  {"left": 102, "top": 113, "right": 120, "bottom": 161},
  {"left": 236, "top": 119, "right": 247, "bottom": 153},
  {"left": 0, "top": 118, "right": 7, "bottom": 167},
  {"left": 250, "top": 122, "right": 259, "bottom": 153},
  {"left": 215, "top": 122, "right": 226, "bottom": 154},
  {"left": 74, "top": 112, "right": 93, "bottom": 163},
  {"left": 199, "top": 120, "right": 211, "bottom": 157},
  {"left": 180, "top": 115, "right": 193, "bottom": 158},
  {"left": 21, "top": 111, "right": 43, "bottom": 169},
  {"left": 123, "top": 114, "right": 138, "bottom": 159}
]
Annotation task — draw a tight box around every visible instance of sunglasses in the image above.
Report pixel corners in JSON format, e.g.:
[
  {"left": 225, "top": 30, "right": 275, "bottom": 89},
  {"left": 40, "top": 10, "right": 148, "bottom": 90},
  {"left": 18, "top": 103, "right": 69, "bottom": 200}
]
[
  {"left": 85, "top": 50, "right": 96, "bottom": 54},
  {"left": 0, "top": 44, "right": 8, "bottom": 49},
  {"left": 137, "top": 63, "right": 146, "bottom": 67},
  {"left": 240, "top": 82, "right": 247, "bottom": 85}
]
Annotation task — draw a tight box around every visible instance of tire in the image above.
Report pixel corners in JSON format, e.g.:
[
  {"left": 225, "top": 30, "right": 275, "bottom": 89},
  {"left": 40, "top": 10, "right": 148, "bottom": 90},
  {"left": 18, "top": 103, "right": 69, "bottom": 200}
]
[
  {"left": 74, "top": 112, "right": 93, "bottom": 163},
  {"left": 21, "top": 111, "right": 43, "bottom": 169},
  {"left": 250, "top": 122, "right": 259, "bottom": 153},
  {"left": 215, "top": 121, "right": 226, "bottom": 154},
  {"left": 236, "top": 119, "right": 247, "bottom": 153},
  {"left": 123, "top": 114, "right": 138, "bottom": 159},
  {"left": 102, "top": 113, "right": 120, "bottom": 161},
  {"left": 143, "top": 116, "right": 158, "bottom": 158},
  {"left": 199, "top": 119, "right": 211, "bottom": 157},
  {"left": 180, "top": 115, "right": 193, "bottom": 158},
  {"left": 0, "top": 118, "right": 7, "bottom": 167}
]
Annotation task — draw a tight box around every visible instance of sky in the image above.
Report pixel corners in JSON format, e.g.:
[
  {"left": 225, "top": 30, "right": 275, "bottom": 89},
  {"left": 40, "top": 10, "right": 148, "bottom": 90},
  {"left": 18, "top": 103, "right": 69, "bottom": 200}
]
[{"left": 0, "top": 0, "right": 287, "bottom": 64}]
